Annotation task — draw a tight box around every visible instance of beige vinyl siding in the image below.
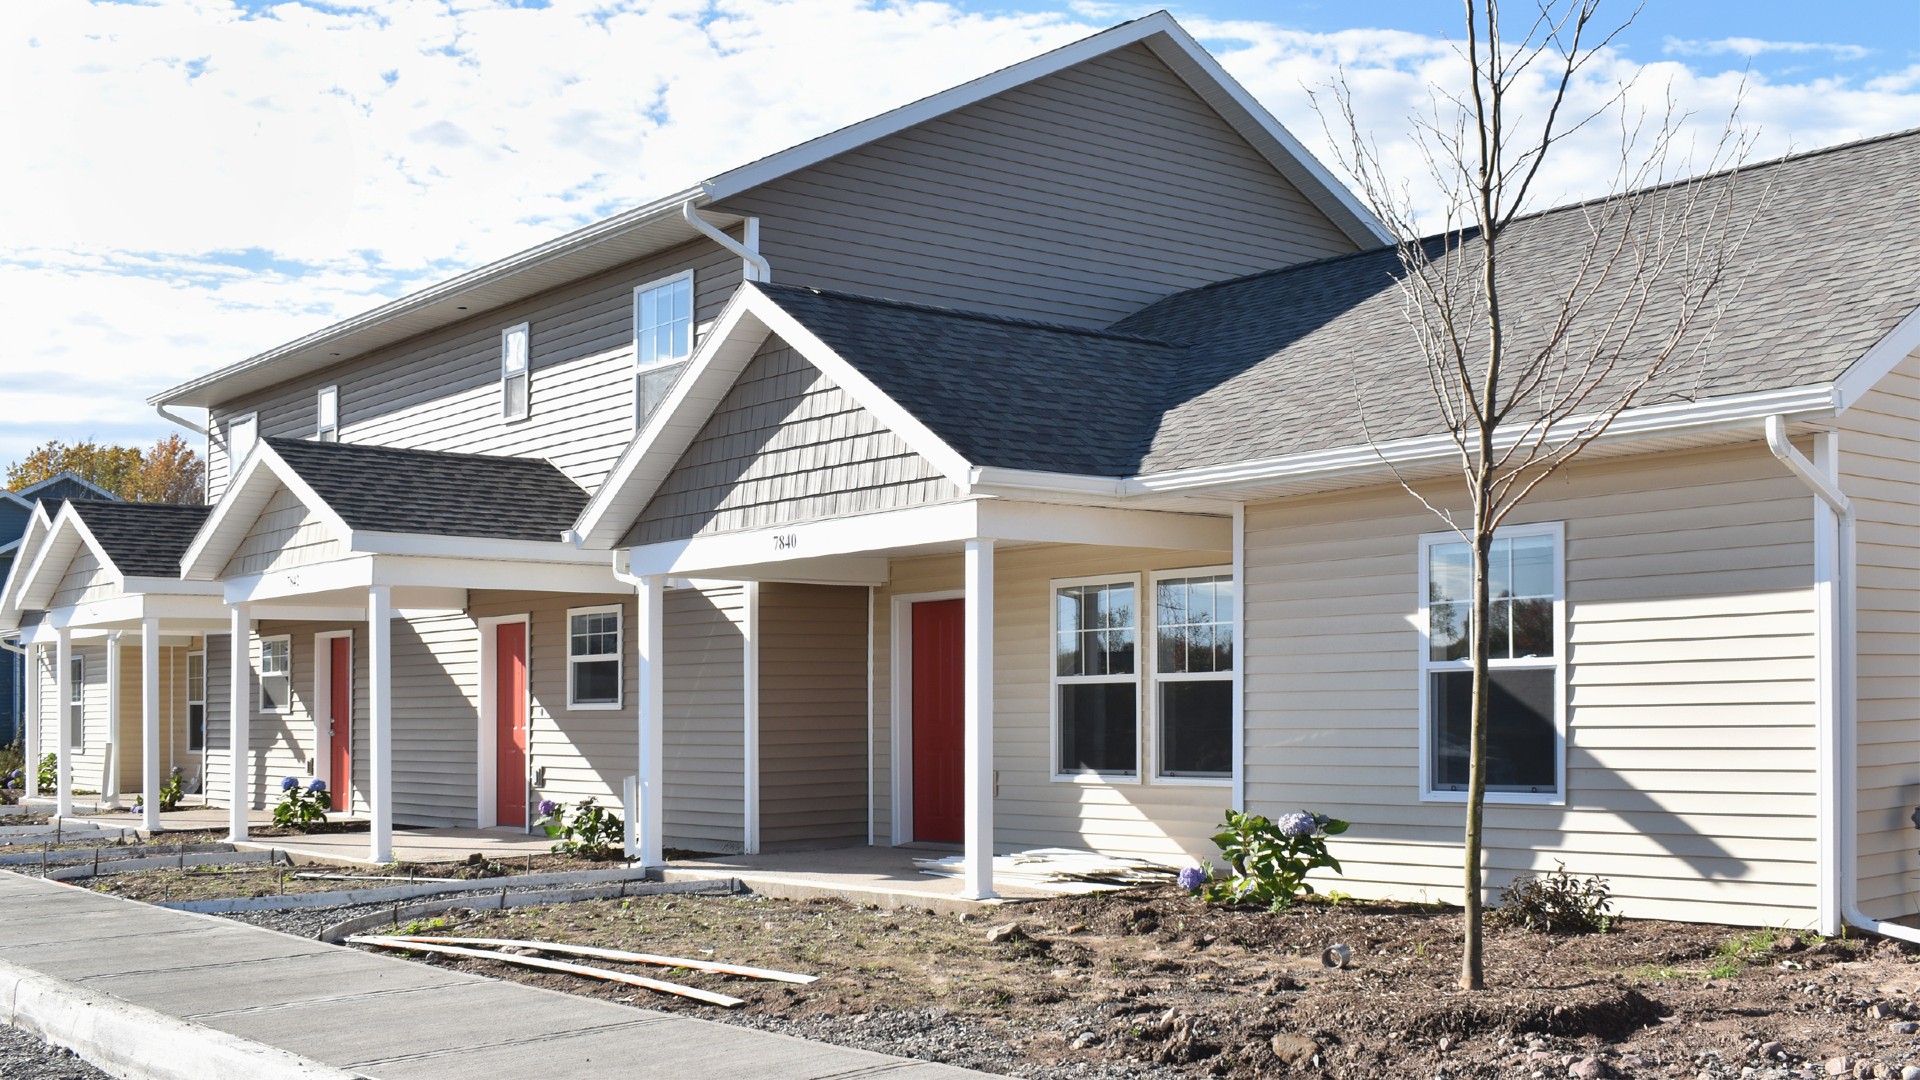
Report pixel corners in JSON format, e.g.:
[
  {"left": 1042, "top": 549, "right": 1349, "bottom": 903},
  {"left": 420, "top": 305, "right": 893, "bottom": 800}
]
[
  {"left": 1840, "top": 348, "right": 1920, "bottom": 921},
  {"left": 203, "top": 633, "right": 233, "bottom": 805},
  {"left": 221, "top": 485, "right": 343, "bottom": 578},
  {"left": 1244, "top": 441, "right": 1819, "bottom": 927},
  {"left": 872, "top": 545, "right": 1231, "bottom": 861},
  {"left": 205, "top": 240, "right": 744, "bottom": 502},
  {"left": 49, "top": 550, "right": 118, "bottom": 609},
  {"left": 391, "top": 613, "right": 481, "bottom": 827},
  {"left": 664, "top": 585, "right": 747, "bottom": 852},
  {"left": 628, "top": 339, "right": 962, "bottom": 546},
  {"left": 718, "top": 44, "right": 1357, "bottom": 329},
  {"left": 116, "top": 642, "right": 141, "bottom": 794},
  {"left": 110, "top": 644, "right": 193, "bottom": 796},
  {"left": 759, "top": 583, "right": 868, "bottom": 850}
]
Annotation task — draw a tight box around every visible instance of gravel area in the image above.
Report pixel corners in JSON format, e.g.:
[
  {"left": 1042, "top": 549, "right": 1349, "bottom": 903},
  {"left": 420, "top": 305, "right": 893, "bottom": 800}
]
[{"left": 0, "top": 1026, "right": 111, "bottom": 1079}]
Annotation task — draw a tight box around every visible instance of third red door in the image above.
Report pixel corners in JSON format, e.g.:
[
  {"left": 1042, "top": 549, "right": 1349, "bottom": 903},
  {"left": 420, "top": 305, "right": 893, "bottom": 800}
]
[
  {"left": 495, "top": 623, "right": 529, "bottom": 828},
  {"left": 328, "top": 637, "right": 351, "bottom": 812},
  {"left": 911, "top": 599, "right": 965, "bottom": 844}
]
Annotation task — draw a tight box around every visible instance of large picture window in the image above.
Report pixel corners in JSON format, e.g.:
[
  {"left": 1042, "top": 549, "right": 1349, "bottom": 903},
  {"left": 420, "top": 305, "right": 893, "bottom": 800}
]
[
  {"left": 259, "top": 636, "right": 292, "bottom": 714},
  {"left": 1052, "top": 577, "right": 1139, "bottom": 777},
  {"left": 1419, "top": 524, "right": 1564, "bottom": 802},
  {"left": 568, "top": 606, "right": 623, "bottom": 710},
  {"left": 1153, "top": 570, "right": 1234, "bottom": 780},
  {"left": 186, "top": 651, "right": 206, "bottom": 753}
]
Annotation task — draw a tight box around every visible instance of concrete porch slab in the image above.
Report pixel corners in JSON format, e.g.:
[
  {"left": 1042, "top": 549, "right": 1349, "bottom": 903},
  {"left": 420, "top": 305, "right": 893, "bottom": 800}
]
[{"left": 661, "top": 845, "right": 1053, "bottom": 915}]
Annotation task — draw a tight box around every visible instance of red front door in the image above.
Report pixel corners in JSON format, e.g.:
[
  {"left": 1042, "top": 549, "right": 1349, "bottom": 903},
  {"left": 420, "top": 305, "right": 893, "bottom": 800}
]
[
  {"left": 911, "top": 599, "right": 965, "bottom": 844},
  {"left": 328, "top": 637, "right": 351, "bottom": 812},
  {"left": 495, "top": 623, "right": 529, "bottom": 828}
]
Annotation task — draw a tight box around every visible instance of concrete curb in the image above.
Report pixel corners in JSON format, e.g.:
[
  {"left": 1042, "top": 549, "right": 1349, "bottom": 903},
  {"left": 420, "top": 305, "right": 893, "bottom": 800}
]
[{"left": 0, "top": 955, "right": 364, "bottom": 1080}]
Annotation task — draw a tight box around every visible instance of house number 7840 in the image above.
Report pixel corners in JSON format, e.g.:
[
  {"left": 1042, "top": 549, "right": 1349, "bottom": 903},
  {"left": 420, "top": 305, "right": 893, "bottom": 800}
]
[{"left": 773, "top": 533, "right": 798, "bottom": 551}]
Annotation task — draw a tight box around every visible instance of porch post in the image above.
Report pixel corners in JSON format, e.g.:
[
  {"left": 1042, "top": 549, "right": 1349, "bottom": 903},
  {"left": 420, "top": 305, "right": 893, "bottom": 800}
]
[
  {"left": 634, "top": 574, "right": 665, "bottom": 867},
  {"left": 23, "top": 643, "right": 39, "bottom": 799},
  {"left": 140, "top": 617, "right": 161, "bottom": 832},
  {"left": 228, "top": 603, "right": 251, "bottom": 842},
  {"left": 104, "top": 632, "right": 121, "bottom": 807},
  {"left": 368, "top": 585, "right": 393, "bottom": 863},
  {"left": 962, "top": 538, "right": 996, "bottom": 900},
  {"left": 54, "top": 628, "right": 72, "bottom": 818}
]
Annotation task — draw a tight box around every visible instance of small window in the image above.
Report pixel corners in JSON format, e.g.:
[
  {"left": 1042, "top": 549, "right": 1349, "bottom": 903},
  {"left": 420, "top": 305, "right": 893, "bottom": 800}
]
[
  {"left": 259, "top": 636, "right": 291, "bottom": 714},
  {"left": 1052, "top": 577, "right": 1139, "bottom": 778},
  {"left": 1420, "top": 525, "right": 1565, "bottom": 802},
  {"left": 186, "top": 651, "right": 206, "bottom": 753},
  {"left": 567, "top": 606, "right": 622, "bottom": 709},
  {"left": 633, "top": 272, "right": 692, "bottom": 423},
  {"left": 69, "top": 656, "right": 85, "bottom": 751},
  {"left": 501, "top": 323, "right": 530, "bottom": 421},
  {"left": 316, "top": 386, "right": 339, "bottom": 442},
  {"left": 227, "top": 413, "right": 258, "bottom": 468},
  {"left": 1153, "top": 571, "right": 1234, "bottom": 780}
]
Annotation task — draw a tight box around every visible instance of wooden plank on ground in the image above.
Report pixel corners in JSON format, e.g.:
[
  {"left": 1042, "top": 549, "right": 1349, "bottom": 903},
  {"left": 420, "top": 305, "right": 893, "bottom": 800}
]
[
  {"left": 347, "top": 935, "right": 745, "bottom": 1008},
  {"left": 390, "top": 935, "right": 817, "bottom": 984}
]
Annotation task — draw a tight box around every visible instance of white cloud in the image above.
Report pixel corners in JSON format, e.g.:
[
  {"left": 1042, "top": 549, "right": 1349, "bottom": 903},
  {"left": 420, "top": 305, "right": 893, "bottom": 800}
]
[
  {"left": 1663, "top": 36, "right": 1872, "bottom": 62},
  {"left": 3, "top": 0, "right": 1918, "bottom": 469}
]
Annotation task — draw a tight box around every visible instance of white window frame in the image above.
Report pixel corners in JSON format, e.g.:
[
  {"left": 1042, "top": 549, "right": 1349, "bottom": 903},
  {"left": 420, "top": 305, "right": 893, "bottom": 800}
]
[
  {"left": 500, "top": 322, "right": 531, "bottom": 422},
  {"left": 1149, "top": 566, "right": 1235, "bottom": 787},
  {"left": 1416, "top": 521, "right": 1567, "bottom": 806},
  {"left": 1049, "top": 573, "right": 1143, "bottom": 784},
  {"left": 186, "top": 649, "right": 206, "bottom": 754},
  {"left": 258, "top": 635, "right": 292, "bottom": 716},
  {"left": 632, "top": 270, "right": 694, "bottom": 423},
  {"left": 316, "top": 385, "right": 339, "bottom": 442},
  {"left": 227, "top": 412, "right": 258, "bottom": 470},
  {"left": 69, "top": 655, "right": 85, "bottom": 752},
  {"left": 566, "top": 604, "right": 623, "bottom": 711}
]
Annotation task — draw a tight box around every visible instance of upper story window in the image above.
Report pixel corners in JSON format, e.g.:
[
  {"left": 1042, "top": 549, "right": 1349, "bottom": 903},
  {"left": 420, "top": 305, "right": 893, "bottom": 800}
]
[
  {"left": 259, "top": 636, "right": 292, "bottom": 714},
  {"left": 316, "top": 386, "right": 339, "bottom": 442},
  {"left": 501, "top": 323, "right": 530, "bottom": 422},
  {"left": 227, "top": 413, "right": 258, "bottom": 469},
  {"left": 634, "top": 271, "right": 692, "bottom": 424},
  {"left": 1419, "top": 523, "right": 1565, "bottom": 804}
]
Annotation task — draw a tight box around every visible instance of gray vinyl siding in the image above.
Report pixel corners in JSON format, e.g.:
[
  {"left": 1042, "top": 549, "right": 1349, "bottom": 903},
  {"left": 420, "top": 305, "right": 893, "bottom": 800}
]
[
  {"left": 664, "top": 585, "right": 747, "bottom": 852},
  {"left": 1840, "top": 348, "right": 1920, "bottom": 921},
  {"left": 715, "top": 43, "right": 1358, "bottom": 328},
  {"left": 204, "top": 239, "right": 746, "bottom": 502},
  {"left": 628, "top": 338, "right": 962, "bottom": 545},
  {"left": 204, "top": 627, "right": 316, "bottom": 811},
  {"left": 758, "top": 583, "right": 868, "bottom": 850},
  {"left": 34, "top": 640, "right": 111, "bottom": 795},
  {"left": 203, "top": 633, "right": 235, "bottom": 806},
  {"left": 391, "top": 613, "right": 481, "bottom": 828}
]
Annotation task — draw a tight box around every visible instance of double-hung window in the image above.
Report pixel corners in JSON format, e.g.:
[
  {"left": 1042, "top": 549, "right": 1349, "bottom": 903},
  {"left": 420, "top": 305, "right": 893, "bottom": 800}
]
[
  {"left": 567, "top": 605, "right": 622, "bottom": 709},
  {"left": 227, "top": 413, "right": 257, "bottom": 469},
  {"left": 259, "top": 636, "right": 292, "bottom": 715},
  {"left": 1052, "top": 577, "right": 1139, "bottom": 778},
  {"left": 316, "top": 386, "right": 339, "bottom": 442},
  {"left": 633, "top": 271, "right": 692, "bottom": 424},
  {"left": 1152, "top": 570, "right": 1234, "bottom": 780},
  {"left": 1419, "top": 523, "right": 1565, "bottom": 802},
  {"left": 501, "top": 323, "right": 530, "bottom": 421},
  {"left": 186, "top": 651, "right": 206, "bottom": 753},
  {"left": 69, "top": 657, "right": 85, "bottom": 751}
]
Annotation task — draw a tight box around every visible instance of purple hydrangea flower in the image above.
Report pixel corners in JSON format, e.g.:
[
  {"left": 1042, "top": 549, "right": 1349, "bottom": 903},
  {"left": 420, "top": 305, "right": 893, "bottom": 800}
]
[
  {"left": 538, "top": 799, "right": 561, "bottom": 818},
  {"left": 1276, "top": 811, "right": 1318, "bottom": 838},
  {"left": 1176, "top": 865, "right": 1209, "bottom": 892},
  {"left": 307, "top": 779, "right": 327, "bottom": 795},
  {"left": 280, "top": 776, "right": 299, "bottom": 793}
]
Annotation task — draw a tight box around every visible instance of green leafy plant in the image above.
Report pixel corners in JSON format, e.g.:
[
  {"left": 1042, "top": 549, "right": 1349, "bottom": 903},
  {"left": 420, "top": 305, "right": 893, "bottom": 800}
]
[
  {"left": 37, "top": 753, "right": 56, "bottom": 792},
  {"left": 1203, "top": 808, "right": 1349, "bottom": 912},
  {"left": 1488, "top": 862, "right": 1613, "bottom": 934},
  {"left": 538, "top": 796, "right": 623, "bottom": 859},
  {"left": 132, "top": 767, "right": 187, "bottom": 815},
  {"left": 271, "top": 776, "right": 330, "bottom": 831}
]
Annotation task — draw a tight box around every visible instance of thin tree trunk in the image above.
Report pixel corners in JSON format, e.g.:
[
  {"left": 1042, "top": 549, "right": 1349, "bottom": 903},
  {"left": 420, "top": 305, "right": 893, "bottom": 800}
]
[{"left": 1461, "top": 515, "right": 1494, "bottom": 991}]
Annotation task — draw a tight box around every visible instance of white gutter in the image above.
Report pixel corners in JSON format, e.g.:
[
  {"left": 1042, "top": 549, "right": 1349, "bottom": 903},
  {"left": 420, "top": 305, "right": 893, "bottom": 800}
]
[
  {"left": 1763, "top": 415, "right": 1920, "bottom": 945},
  {"left": 682, "top": 202, "right": 770, "bottom": 283},
  {"left": 155, "top": 403, "right": 209, "bottom": 437},
  {"left": 0, "top": 637, "right": 24, "bottom": 657}
]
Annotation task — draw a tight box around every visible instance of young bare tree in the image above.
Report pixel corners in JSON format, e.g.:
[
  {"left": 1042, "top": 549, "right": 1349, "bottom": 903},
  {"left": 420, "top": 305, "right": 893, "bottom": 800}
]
[{"left": 1316, "top": 0, "right": 1763, "bottom": 989}]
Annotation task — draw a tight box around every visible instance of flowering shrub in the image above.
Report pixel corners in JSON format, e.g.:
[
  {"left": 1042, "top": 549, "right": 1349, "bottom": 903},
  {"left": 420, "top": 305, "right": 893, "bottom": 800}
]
[
  {"left": 272, "top": 777, "right": 330, "bottom": 831},
  {"left": 538, "top": 796, "right": 623, "bottom": 859},
  {"left": 37, "top": 754, "right": 56, "bottom": 793},
  {"left": 1177, "top": 865, "right": 1210, "bottom": 892},
  {"left": 1203, "top": 808, "right": 1349, "bottom": 912}
]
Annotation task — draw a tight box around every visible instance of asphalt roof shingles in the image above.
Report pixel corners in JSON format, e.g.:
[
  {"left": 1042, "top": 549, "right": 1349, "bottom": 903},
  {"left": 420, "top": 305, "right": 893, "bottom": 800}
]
[
  {"left": 265, "top": 439, "right": 588, "bottom": 542},
  {"left": 69, "top": 502, "right": 210, "bottom": 577}
]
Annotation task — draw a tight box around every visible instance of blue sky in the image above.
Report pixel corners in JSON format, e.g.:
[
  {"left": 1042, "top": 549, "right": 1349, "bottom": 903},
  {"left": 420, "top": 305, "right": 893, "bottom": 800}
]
[{"left": 4, "top": 0, "right": 1916, "bottom": 473}]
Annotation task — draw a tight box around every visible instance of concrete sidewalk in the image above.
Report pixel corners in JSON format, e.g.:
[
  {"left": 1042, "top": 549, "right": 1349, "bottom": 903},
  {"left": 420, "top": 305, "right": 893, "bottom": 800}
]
[{"left": 0, "top": 872, "right": 996, "bottom": 1079}]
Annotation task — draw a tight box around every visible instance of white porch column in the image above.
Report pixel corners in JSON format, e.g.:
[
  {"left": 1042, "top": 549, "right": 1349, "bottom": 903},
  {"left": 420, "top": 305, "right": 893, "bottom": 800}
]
[
  {"left": 140, "top": 618, "right": 161, "bottom": 832},
  {"left": 228, "top": 603, "right": 251, "bottom": 842},
  {"left": 54, "top": 628, "right": 72, "bottom": 818},
  {"left": 103, "top": 632, "right": 121, "bottom": 807},
  {"left": 634, "top": 574, "right": 665, "bottom": 867},
  {"left": 368, "top": 585, "right": 393, "bottom": 864},
  {"left": 962, "top": 538, "right": 996, "bottom": 900},
  {"left": 23, "top": 643, "right": 39, "bottom": 799}
]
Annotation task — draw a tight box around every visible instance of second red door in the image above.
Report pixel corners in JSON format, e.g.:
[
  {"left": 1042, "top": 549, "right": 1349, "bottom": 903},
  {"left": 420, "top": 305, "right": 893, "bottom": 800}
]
[
  {"left": 911, "top": 599, "right": 965, "bottom": 844},
  {"left": 328, "top": 637, "right": 351, "bottom": 812},
  {"left": 495, "top": 623, "right": 529, "bottom": 827}
]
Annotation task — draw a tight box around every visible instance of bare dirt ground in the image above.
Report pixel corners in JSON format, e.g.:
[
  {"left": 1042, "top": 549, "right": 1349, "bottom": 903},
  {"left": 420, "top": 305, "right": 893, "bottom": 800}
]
[
  {"left": 92, "top": 849, "right": 638, "bottom": 902},
  {"left": 331, "top": 886, "right": 1920, "bottom": 1079}
]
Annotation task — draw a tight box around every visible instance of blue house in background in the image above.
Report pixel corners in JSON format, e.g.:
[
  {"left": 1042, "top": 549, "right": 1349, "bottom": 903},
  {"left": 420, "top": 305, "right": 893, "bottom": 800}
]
[{"left": 0, "top": 473, "right": 118, "bottom": 746}]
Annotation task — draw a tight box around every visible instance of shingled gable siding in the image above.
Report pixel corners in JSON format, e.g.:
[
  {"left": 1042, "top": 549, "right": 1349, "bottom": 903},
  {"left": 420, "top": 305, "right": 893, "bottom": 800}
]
[
  {"left": 467, "top": 586, "right": 748, "bottom": 850},
  {"left": 716, "top": 43, "right": 1358, "bottom": 329},
  {"left": 870, "top": 544, "right": 1233, "bottom": 861},
  {"left": 50, "top": 549, "right": 118, "bottom": 609},
  {"left": 221, "top": 484, "right": 345, "bottom": 579},
  {"left": 629, "top": 338, "right": 963, "bottom": 546},
  {"left": 1243, "top": 441, "right": 1821, "bottom": 927},
  {"left": 1840, "top": 348, "right": 1920, "bottom": 922},
  {"left": 759, "top": 583, "right": 868, "bottom": 850},
  {"left": 203, "top": 238, "right": 745, "bottom": 502}
]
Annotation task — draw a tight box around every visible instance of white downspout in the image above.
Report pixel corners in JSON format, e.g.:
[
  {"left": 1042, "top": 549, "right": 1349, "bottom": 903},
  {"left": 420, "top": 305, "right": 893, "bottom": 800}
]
[
  {"left": 1764, "top": 415, "right": 1920, "bottom": 945},
  {"left": 155, "top": 403, "right": 209, "bottom": 437},
  {"left": 681, "top": 202, "right": 770, "bottom": 283}
]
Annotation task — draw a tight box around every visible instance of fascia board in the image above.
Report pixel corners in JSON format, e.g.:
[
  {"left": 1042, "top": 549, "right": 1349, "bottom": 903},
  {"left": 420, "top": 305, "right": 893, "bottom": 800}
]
[
  {"left": 349, "top": 531, "right": 609, "bottom": 563},
  {"left": 15, "top": 511, "right": 89, "bottom": 611},
  {"left": 1833, "top": 302, "right": 1920, "bottom": 412}
]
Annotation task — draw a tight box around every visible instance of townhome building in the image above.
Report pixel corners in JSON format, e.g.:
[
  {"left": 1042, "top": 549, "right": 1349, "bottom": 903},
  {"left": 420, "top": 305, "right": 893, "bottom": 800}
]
[{"left": 3, "top": 11, "right": 1915, "bottom": 936}]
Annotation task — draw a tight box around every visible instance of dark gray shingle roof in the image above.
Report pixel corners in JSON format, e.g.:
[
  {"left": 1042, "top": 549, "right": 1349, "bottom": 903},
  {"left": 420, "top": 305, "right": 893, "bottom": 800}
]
[
  {"left": 69, "top": 502, "right": 210, "bottom": 577},
  {"left": 266, "top": 439, "right": 587, "bottom": 542}
]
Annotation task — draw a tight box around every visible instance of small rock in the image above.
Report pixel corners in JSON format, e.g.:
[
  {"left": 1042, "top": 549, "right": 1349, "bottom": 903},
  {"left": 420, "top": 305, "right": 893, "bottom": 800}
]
[
  {"left": 1775, "top": 934, "right": 1804, "bottom": 952},
  {"left": 1071, "top": 1032, "right": 1099, "bottom": 1050},
  {"left": 1830, "top": 1059, "right": 1855, "bottom": 1077},
  {"left": 1760, "top": 1041, "right": 1785, "bottom": 1060},
  {"left": 1872, "top": 1004, "right": 1899, "bottom": 1020},
  {"left": 1439, "top": 1036, "right": 1453, "bottom": 1052},
  {"left": 1569, "top": 1056, "right": 1609, "bottom": 1079},
  {"left": 1270, "top": 1034, "right": 1318, "bottom": 1068},
  {"left": 1891, "top": 1022, "right": 1917, "bottom": 1035},
  {"left": 1900, "top": 1067, "right": 1920, "bottom": 1080},
  {"left": 1064, "top": 923, "right": 1088, "bottom": 934}
]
